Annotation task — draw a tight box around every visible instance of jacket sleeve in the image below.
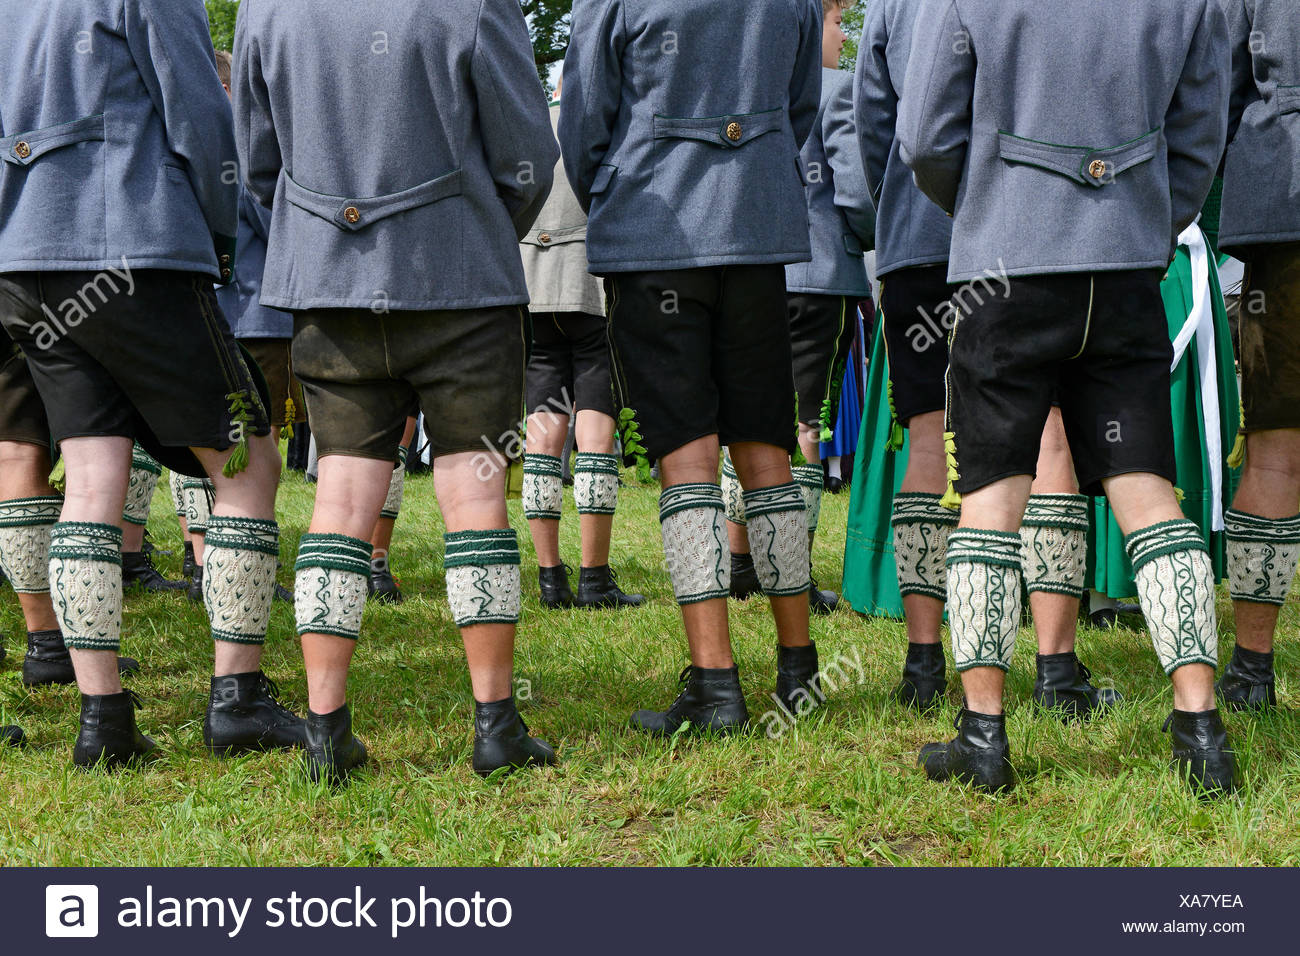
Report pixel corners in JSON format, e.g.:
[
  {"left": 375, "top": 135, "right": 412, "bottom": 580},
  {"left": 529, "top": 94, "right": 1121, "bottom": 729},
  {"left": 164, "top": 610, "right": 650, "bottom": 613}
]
[
  {"left": 471, "top": 0, "right": 558, "bottom": 239},
  {"left": 125, "top": 0, "right": 239, "bottom": 262},
  {"left": 1166, "top": 0, "right": 1230, "bottom": 237},
  {"left": 896, "top": 0, "right": 974, "bottom": 215},
  {"left": 559, "top": 0, "right": 625, "bottom": 212},
  {"left": 232, "top": 0, "right": 282, "bottom": 212},
  {"left": 824, "top": 73, "right": 876, "bottom": 249},
  {"left": 789, "top": 0, "right": 824, "bottom": 149},
  {"left": 854, "top": 0, "right": 895, "bottom": 207},
  {"left": 1223, "top": 0, "right": 1254, "bottom": 146}
]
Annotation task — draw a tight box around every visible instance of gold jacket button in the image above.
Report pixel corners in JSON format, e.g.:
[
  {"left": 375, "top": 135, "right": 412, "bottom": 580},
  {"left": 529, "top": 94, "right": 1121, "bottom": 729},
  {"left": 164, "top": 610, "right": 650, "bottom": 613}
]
[
  {"left": 725, "top": 122, "right": 742, "bottom": 142},
  {"left": 343, "top": 206, "right": 361, "bottom": 224},
  {"left": 538, "top": 232, "right": 552, "bottom": 244},
  {"left": 14, "top": 141, "right": 31, "bottom": 160},
  {"left": 1088, "top": 159, "right": 1108, "bottom": 180}
]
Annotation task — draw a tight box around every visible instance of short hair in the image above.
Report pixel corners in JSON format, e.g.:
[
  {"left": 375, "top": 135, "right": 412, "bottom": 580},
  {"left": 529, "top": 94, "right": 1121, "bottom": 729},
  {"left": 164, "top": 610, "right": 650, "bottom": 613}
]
[
  {"left": 823, "top": 0, "right": 855, "bottom": 13},
  {"left": 214, "top": 50, "right": 232, "bottom": 88}
]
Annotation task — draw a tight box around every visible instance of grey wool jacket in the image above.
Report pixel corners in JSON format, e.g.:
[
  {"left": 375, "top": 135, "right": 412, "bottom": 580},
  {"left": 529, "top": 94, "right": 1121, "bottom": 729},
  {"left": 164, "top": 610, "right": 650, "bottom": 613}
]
[
  {"left": 854, "top": 0, "right": 953, "bottom": 277},
  {"left": 785, "top": 69, "right": 875, "bottom": 298},
  {"left": 0, "top": 0, "right": 237, "bottom": 278},
  {"left": 559, "top": 0, "right": 823, "bottom": 275},
  {"left": 233, "top": 0, "right": 557, "bottom": 311},
  {"left": 520, "top": 103, "right": 605, "bottom": 316},
  {"left": 215, "top": 189, "right": 293, "bottom": 339},
  {"left": 1219, "top": 0, "right": 1300, "bottom": 251},
  {"left": 898, "top": 0, "right": 1232, "bottom": 283}
]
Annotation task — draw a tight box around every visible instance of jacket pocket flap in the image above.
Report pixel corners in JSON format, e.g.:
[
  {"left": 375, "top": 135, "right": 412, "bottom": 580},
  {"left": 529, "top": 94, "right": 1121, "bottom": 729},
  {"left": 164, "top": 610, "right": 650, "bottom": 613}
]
[
  {"left": 1, "top": 113, "right": 105, "bottom": 167},
  {"left": 653, "top": 108, "right": 784, "bottom": 148},
  {"left": 998, "top": 129, "right": 1159, "bottom": 187},
  {"left": 843, "top": 233, "right": 864, "bottom": 257},
  {"left": 1279, "top": 86, "right": 1300, "bottom": 116},
  {"left": 283, "top": 168, "right": 462, "bottom": 231},
  {"left": 589, "top": 164, "right": 617, "bottom": 195},
  {"left": 522, "top": 225, "right": 587, "bottom": 247}
]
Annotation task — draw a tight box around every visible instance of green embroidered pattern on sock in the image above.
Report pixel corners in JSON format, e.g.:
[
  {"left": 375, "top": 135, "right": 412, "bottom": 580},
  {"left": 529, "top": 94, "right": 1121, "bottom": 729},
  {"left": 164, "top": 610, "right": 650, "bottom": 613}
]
[
  {"left": 574, "top": 452, "right": 620, "bottom": 515},
  {"left": 946, "top": 529, "right": 1022, "bottom": 672},
  {"left": 122, "top": 462, "right": 160, "bottom": 526},
  {"left": 1019, "top": 493, "right": 1088, "bottom": 598},
  {"left": 0, "top": 496, "right": 61, "bottom": 593},
  {"left": 720, "top": 451, "right": 746, "bottom": 527},
  {"left": 204, "top": 517, "right": 279, "bottom": 645},
  {"left": 791, "top": 464, "right": 824, "bottom": 533},
  {"left": 181, "top": 477, "right": 214, "bottom": 534},
  {"left": 891, "top": 493, "right": 957, "bottom": 600},
  {"left": 380, "top": 458, "right": 406, "bottom": 520},
  {"left": 743, "top": 483, "right": 809, "bottom": 597},
  {"left": 659, "top": 483, "right": 729, "bottom": 604},
  {"left": 522, "top": 454, "right": 563, "bottom": 520},
  {"left": 1225, "top": 509, "right": 1300, "bottom": 605},
  {"left": 294, "top": 532, "right": 370, "bottom": 640},
  {"left": 443, "top": 530, "right": 521, "bottom": 626},
  {"left": 1125, "top": 519, "right": 1217, "bottom": 674},
  {"left": 49, "top": 522, "right": 123, "bottom": 651}
]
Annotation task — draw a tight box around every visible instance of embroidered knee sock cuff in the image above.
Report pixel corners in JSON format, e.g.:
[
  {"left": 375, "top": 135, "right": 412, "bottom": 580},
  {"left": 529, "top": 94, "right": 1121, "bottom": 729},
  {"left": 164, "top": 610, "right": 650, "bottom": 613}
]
[
  {"left": 743, "top": 482, "right": 810, "bottom": 598},
  {"left": 380, "top": 459, "right": 406, "bottom": 520},
  {"left": 122, "top": 446, "right": 162, "bottom": 527},
  {"left": 574, "top": 452, "right": 620, "bottom": 515},
  {"left": 791, "top": 464, "right": 824, "bottom": 533},
  {"left": 660, "top": 483, "right": 729, "bottom": 605},
  {"left": 1125, "top": 519, "right": 1218, "bottom": 674},
  {"left": 204, "top": 517, "right": 279, "bottom": 645},
  {"left": 295, "top": 533, "right": 370, "bottom": 640},
  {"left": 720, "top": 453, "right": 746, "bottom": 527},
  {"left": 892, "top": 493, "right": 958, "bottom": 600},
  {"left": 0, "top": 495, "right": 62, "bottom": 593},
  {"left": 1224, "top": 508, "right": 1300, "bottom": 606},
  {"left": 444, "top": 529, "right": 522, "bottom": 627},
  {"left": 946, "top": 529, "right": 1023, "bottom": 673},
  {"left": 181, "top": 477, "right": 214, "bottom": 535},
  {"left": 169, "top": 470, "right": 186, "bottom": 517},
  {"left": 1019, "top": 493, "right": 1088, "bottom": 598},
  {"left": 522, "top": 454, "right": 563, "bottom": 520},
  {"left": 49, "top": 522, "right": 123, "bottom": 652}
]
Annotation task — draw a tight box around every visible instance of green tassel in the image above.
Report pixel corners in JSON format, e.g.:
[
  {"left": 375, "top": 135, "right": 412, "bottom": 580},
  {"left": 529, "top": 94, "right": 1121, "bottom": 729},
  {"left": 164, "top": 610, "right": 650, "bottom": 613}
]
[
  {"left": 1226, "top": 404, "right": 1246, "bottom": 470},
  {"left": 1173, "top": 486, "right": 1186, "bottom": 504},
  {"left": 221, "top": 390, "right": 254, "bottom": 478},
  {"left": 940, "top": 431, "right": 962, "bottom": 511},
  {"left": 48, "top": 457, "right": 67, "bottom": 495},
  {"left": 818, "top": 397, "right": 834, "bottom": 443},
  {"left": 885, "top": 380, "right": 905, "bottom": 452},
  {"left": 617, "top": 407, "right": 651, "bottom": 484},
  {"left": 281, "top": 397, "right": 295, "bottom": 442}
]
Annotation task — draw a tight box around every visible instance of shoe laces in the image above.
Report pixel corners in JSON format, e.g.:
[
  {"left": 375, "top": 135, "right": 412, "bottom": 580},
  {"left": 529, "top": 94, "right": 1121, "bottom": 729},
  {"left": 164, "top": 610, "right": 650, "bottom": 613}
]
[
  {"left": 1077, "top": 661, "right": 1093, "bottom": 684},
  {"left": 257, "top": 673, "right": 298, "bottom": 720},
  {"left": 125, "top": 688, "right": 144, "bottom": 710}
]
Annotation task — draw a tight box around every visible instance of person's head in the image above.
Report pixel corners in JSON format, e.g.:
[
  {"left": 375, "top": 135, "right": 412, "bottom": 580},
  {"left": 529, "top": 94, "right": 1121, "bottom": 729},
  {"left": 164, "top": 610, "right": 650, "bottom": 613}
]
[
  {"left": 214, "top": 50, "right": 232, "bottom": 99},
  {"left": 822, "top": 0, "right": 853, "bottom": 69}
]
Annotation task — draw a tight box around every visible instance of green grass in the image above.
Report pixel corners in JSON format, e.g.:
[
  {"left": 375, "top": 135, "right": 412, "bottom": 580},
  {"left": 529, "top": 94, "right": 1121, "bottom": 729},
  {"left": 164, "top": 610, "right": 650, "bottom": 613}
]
[{"left": 1, "top": 469, "right": 1297, "bottom": 866}]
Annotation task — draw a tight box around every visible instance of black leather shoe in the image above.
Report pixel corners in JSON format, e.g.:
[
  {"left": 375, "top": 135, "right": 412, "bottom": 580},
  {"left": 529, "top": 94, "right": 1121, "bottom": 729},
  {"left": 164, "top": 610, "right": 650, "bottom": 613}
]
[
  {"left": 121, "top": 549, "right": 188, "bottom": 593},
  {"left": 730, "top": 553, "right": 761, "bottom": 600},
  {"left": 182, "top": 541, "right": 197, "bottom": 580},
  {"left": 22, "top": 630, "right": 140, "bottom": 686},
  {"left": 367, "top": 566, "right": 403, "bottom": 604},
  {"left": 919, "top": 707, "right": 1015, "bottom": 793},
  {"left": 472, "top": 696, "right": 558, "bottom": 777},
  {"left": 893, "top": 642, "right": 947, "bottom": 710},
  {"left": 808, "top": 573, "right": 839, "bottom": 615},
  {"left": 2, "top": 725, "right": 24, "bottom": 748},
  {"left": 72, "top": 689, "right": 158, "bottom": 770},
  {"left": 575, "top": 565, "right": 644, "bottom": 608},
  {"left": 538, "top": 564, "right": 574, "bottom": 609},
  {"left": 776, "top": 642, "right": 820, "bottom": 714},
  {"left": 825, "top": 475, "right": 845, "bottom": 495},
  {"left": 187, "top": 565, "right": 204, "bottom": 603},
  {"left": 1216, "top": 645, "right": 1276, "bottom": 712},
  {"left": 1033, "top": 652, "right": 1122, "bottom": 721},
  {"left": 631, "top": 665, "right": 749, "bottom": 737},
  {"left": 273, "top": 583, "right": 294, "bottom": 603},
  {"left": 1164, "top": 709, "right": 1237, "bottom": 799},
  {"left": 204, "top": 671, "right": 307, "bottom": 754},
  {"left": 304, "top": 704, "right": 368, "bottom": 786}
]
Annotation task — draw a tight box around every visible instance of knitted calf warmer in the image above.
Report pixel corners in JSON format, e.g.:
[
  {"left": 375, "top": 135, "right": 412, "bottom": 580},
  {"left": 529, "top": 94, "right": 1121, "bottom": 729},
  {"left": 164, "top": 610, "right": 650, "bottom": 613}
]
[
  {"left": 122, "top": 445, "right": 162, "bottom": 527},
  {"left": 0, "top": 496, "right": 61, "bottom": 593},
  {"left": 522, "top": 453, "right": 563, "bottom": 521},
  {"left": 791, "top": 464, "right": 824, "bottom": 534},
  {"left": 380, "top": 446, "right": 408, "bottom": 521},
  {"left": 1125, "top": 519, "right": 1218, "bottom": 674},
  {"left": 720, "top": 451, "right": 745, "bottom": 527},
  {"left": 574, "top": 452, "right": 620, "bottom": 516},
  {"left": 891, "top": 492, "right": 958, "bottom": 600},
  {"left": 182, "top": 477, "right": 214, "bottom": 535},
  {"left": 49, "top": 522, "right": 123, "bottom": 652},
  {"left": 444, "top": 529, "right": 522, "bottom": 626},
  {"left": 946, "top": 529, "right": 1023, "bottom": 672},
  {"left": 1019, "top": 493, "right": 1088, "bottom": 598},
  {"left": 1225, "top": 509, "right": 1300, "bottom": 606},
  {"left": 743, "top": 483, "right": 810, "bottom": 598},
  {"left": 660, "top": 483, "right": 730, "bottom": 605},
  {"left": 169, "top": 470, "right": 186, "bottom": 517},
  {"left": 295, "top": 533, "right": 370, "bottom": 640},
  {"left": 203, "top": 517, "right": 279, "bottom": 645}
]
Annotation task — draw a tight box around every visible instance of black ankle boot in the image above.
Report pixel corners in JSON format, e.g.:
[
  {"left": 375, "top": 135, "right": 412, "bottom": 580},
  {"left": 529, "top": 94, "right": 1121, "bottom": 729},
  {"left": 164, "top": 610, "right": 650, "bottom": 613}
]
[
  {"left": 1216, "top": 645, "right": 1276, "bottom": 712},
  {"left": 182, "top": 541, "right": 197, "bottom": 580},
  {"left": 273, "top": 583, "right": 294, "bottom": 603},
  {"left": 730, "top": 552, "right": 761, "bottom": 600},
  {"left": 631, "top": 665, "right": 749, "bottom": 737},
  {"left": 304, "top": 704, "right": 368, "bottom": 785},
  {"left": 918, "top": 708, "right": 1015, "bottom": 793},
  {"left": 121, "top": 549, "right": 188, "bottom": 593},
  {"left": 204, "top": 671, "right": 307, "bottom": 754},
  {"left": 808, "top": 573, "right": 839, "bottom": 615},
  {"left": 1033, "top": 652, "right": 1122, "bottom": 721},
  {"left": 472, "top": 697, "right": 558, "bottom": 776},
  {"left": 776, "top": 642, "right": 820, "bottom": 714},
  {"left": 2, "top": 725, "right": 25, "bottom": 747},
  {"left": 367, "top": 564, "right": 404, "bottom": 604},
  {"left": 538, "top": 564, "right": 574, "bottom": 609},
  {"left": 72, "top": 689, "right": 158, "bottom": 770},
  {"left": 22, "top": 630, "right": 140, "bottom": 687},
  {"left": 575, "top": 565, "right": 644, "bottom": 608},
  {"left": 893, "top": 642, "right": 947, "bottom": 710},
  {"left": 187, "top": 564, "right": 204, "bottom": 603},
  {"left": 1164, "top": 709, "right": 1237, "bottom": 799}
]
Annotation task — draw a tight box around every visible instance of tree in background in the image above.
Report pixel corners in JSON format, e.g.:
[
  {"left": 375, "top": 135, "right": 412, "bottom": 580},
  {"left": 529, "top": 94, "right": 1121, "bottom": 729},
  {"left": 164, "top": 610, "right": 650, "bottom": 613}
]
[
  {"left": 840, "top": 1, "right": 865, "bottom": 71},
  {"left": 206, "top": 0, "right": 239, "bottom": 52}
]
